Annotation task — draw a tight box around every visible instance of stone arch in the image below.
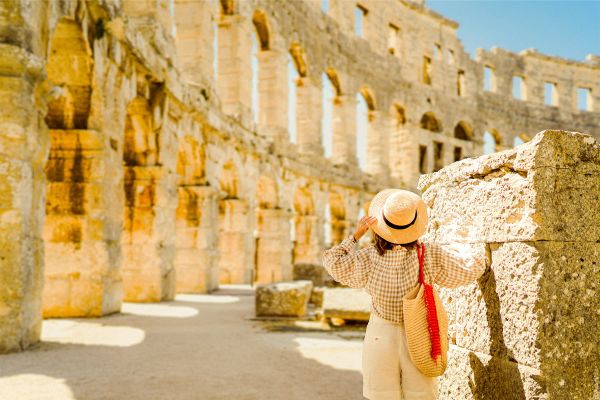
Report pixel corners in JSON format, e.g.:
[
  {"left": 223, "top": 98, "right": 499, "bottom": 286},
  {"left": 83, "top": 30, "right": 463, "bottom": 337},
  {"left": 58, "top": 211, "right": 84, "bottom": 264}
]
[
  {"left": 329, "top": 191, "right": 347, "bottom": 245},
  {"left": 293, "top": 186, "right": 318, "bottom": 264},
  {"left": 219, "top": 160, "right": 239, "bottom": 199},
  {"left": 420, "top": 111, "right": 442, "bottom": 133},
  {"left": 220, "top": 0, "right": 234, "bottom": 15},
  {"left": 391, "top": 103, "right": 407, "bottom": 126},
  {"left": 454, "top": 121, "right": 474, "bottom": 140},
  {"left": 483, "top": 128, "right": 503, "bottom": 154},
  {"left": 326, "top": 68, "right": 342, "bottom": 96},
  {"left": 256, "top": 175, "right": 279, "bottom": 209},
  {"left": 359, "top": 86, "right": 376, "bottom": 113},
  {"left": 252, "top": 10, "right": 270, "bottom": 51},
  {"left": 124, "top": 96, "right": 158, "bottom": 167},
  {"left": 176, "top": 136, "right": 205, "bottom": 186},
  {"left": 45, "top": 18, "right": 93, "bottom": 130},
  {"left": 289, "top": 43, "right": 307, "bottom": 77}
]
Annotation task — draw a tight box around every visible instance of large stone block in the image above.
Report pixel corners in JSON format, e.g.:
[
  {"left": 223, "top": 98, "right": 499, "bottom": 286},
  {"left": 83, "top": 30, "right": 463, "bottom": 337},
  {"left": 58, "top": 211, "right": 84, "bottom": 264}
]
[
  {"left": 255, "top": 280, "right": 313, "bottom": 317},
  {"left": 322, "top": 288, "right": 371, "bottom": 321},
  {"left": 418, "top": 130, "right": 600, "bottom": 243}
]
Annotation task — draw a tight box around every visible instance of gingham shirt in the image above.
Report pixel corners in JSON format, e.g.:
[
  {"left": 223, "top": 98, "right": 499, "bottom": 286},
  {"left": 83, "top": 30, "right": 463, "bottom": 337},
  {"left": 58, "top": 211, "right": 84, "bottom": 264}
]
[{"left": 322, "top": 235, "right": 488, "bottom": 323}]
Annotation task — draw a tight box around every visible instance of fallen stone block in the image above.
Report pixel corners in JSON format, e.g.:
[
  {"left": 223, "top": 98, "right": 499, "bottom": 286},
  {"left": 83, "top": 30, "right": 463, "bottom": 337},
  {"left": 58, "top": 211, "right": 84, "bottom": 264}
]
[
  {"left": 255, "top": 280, "right": 313, "bottom": 317},
  {"left": 322, "top": 288, "right": 371, "bottom": 322},
  {"left": 293, "top": 263, "right": 330, "bottom": 286},
  {"left": 310, "top": 286, "right": 324, "bottom": 307}
]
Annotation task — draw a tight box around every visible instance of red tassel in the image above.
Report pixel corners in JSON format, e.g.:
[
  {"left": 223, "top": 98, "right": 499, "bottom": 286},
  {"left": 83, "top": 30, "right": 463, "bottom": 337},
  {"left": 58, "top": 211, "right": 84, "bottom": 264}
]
[{"left": 418, "top": 244, "right": 442, "bottom": 360}]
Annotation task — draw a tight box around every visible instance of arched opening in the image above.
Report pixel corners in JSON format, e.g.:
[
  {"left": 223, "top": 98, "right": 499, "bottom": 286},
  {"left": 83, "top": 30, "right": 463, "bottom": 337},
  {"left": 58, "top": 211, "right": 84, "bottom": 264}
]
[
  {"left": 220, "top": 0, "right": 234, "bottom": 15},
  {"left": 321, "top": 71, "right": 338, "bottom": 158},
  {"left": 454, "top": 121, "right": 473, "bottom": 141},
  {"left": 43, "top": 18, "right": 120, "bottom": 317},
  {"left": 329, "top": 192, "right": 347, "bottom": 245},
  {"left": 287, "top": 54, "right": 299, "bottom": 143},
  {"left": 356, "top": 88, "right": 375, "bottom": 171},
  {"left": 420, "top": 112, "right": 442, "bottom": 133},
  {"left": 121, "top": 91, "right": 174, "bottom": 303},
  {"left": 293, "top": 187, "right": 318, "bottom": 264},
  {"left": 483, "top": 129, "right": 503, "bottom": 154},
  {"left": 251, "top": 10, "right": 271, "bottom": 125},
  {"left": 389, "top": 103, "right": 411, "bottom": 187},
  {"left": 174, "top": 136, "right": 218, "bottom": 294},
  {"left": 217, "top": 160, "right": 252, "bottom": 284},
  {"left": 254, "top": 176, "right": 292, "bottom": 283},
  {"left": 45, "top": 18, "right": 92, "bottom": 130}
]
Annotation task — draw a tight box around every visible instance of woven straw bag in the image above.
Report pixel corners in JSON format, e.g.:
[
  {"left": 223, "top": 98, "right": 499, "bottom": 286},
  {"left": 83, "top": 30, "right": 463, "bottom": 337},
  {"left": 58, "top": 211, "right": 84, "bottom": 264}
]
[{"left": 402, "top": 243, "right": 449, "bottom": 377}]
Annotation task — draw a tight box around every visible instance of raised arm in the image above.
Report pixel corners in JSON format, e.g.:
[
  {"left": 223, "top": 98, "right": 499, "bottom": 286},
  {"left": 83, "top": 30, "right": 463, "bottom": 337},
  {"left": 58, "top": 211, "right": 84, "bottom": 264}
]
[
  {"left": 428, "top": 242, "right": 488, "bottom": 288},
  {"left": 322, "top": 215, "right": 377, "bottom": 288}
]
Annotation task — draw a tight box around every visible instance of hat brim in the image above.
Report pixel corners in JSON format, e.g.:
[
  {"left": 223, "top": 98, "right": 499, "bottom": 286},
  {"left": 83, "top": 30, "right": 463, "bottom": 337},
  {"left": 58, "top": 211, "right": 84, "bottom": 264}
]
[{"left": 368, "top": 189, "right": 428, "bottom": 245}]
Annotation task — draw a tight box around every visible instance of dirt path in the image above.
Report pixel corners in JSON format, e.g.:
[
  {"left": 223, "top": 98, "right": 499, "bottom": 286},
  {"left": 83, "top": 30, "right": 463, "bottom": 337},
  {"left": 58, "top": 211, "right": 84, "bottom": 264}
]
[{"left": 0, "top": 286, "right": 365, "bottom": 400}]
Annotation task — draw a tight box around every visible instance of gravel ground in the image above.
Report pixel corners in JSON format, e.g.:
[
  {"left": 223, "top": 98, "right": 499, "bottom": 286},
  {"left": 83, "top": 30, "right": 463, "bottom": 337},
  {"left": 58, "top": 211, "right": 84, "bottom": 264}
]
[{"left": 0, "top": 285, "right": 365, "bottom": 400}]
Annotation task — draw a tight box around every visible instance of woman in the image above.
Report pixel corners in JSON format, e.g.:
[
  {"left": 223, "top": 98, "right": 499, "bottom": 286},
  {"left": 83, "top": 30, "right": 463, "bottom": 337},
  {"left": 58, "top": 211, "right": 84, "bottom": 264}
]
[{"left": 322, "top": 189, "right": 487, "bottom": 400}]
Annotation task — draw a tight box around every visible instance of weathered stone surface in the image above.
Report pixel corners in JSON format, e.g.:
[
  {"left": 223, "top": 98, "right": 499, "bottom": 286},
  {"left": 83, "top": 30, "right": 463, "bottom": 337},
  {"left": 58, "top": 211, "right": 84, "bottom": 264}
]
[
  {"left": 421, "top": 131, "right": 600, "bottom": 400},
  {"left": 439, "top": 345, "right": 546, "bottom": 400},
  {"left": 418, "top": 130, "right": 600, "bottom": 243},
  {"left": 293, "top": 263, "right": 330, "bottom": 286},
  {"left": 310, "top": 286, "right": 324, "bottom": 307},
  {"left": 322, "top": 288, "right": 371, "bottom": 321},
  {"left": 255, "top": 280, "right": 313, "bottom": 317}
]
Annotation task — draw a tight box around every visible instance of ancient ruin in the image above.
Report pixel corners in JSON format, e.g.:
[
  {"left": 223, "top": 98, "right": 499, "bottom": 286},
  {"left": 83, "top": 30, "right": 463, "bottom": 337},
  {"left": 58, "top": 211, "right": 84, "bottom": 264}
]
[{"left": 0, "top": 1, "right": 599, "bottom": 397}]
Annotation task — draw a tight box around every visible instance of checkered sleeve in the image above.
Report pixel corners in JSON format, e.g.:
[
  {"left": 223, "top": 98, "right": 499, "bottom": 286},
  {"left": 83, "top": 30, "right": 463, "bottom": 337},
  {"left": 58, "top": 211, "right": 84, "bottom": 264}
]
[
  {"left": 429, "top": 242, "right": 488, "bottom": 288},
  {"left": 322, "top": 235, "right": 373, "bottom": 288}
]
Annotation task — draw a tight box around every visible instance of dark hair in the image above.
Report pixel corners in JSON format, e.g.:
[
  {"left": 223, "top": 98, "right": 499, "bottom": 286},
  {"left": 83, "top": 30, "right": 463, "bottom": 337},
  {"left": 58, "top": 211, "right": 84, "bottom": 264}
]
[{"left": 373, "top": 233, "right": 418, "bottom": 256}]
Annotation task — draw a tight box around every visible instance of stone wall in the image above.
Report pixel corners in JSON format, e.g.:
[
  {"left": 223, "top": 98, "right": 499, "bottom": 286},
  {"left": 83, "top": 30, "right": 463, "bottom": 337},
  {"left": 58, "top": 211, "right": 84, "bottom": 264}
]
[
  {"left": 0, "top": 0, "right": 599, "bottom": 353},
  {"left": 418, "top": 130, "right": 599, "bottom": 400}
]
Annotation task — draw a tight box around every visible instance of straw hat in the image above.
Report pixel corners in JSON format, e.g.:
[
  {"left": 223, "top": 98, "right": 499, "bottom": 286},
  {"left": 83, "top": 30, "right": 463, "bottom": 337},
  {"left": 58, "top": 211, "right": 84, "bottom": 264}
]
[{"left": 368, "top": 189, "right": 428, "bottom": 244}]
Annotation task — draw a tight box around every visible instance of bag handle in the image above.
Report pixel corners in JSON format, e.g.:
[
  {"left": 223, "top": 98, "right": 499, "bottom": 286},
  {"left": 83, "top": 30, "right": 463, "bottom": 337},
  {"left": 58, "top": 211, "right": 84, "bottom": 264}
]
[{"left": 417, "top": 243, "right": 426, "bottom": 284}]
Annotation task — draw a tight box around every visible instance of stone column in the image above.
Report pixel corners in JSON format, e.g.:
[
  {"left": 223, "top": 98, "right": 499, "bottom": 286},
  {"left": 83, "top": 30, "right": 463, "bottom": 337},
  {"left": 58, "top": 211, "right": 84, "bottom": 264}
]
[
  {"left": 366, "top": 110, "right": 389, "bottom": 178},
  {"left": 217, "top": 15, "right": 252, "bottom": 118},
  {"left": 418, "top": 130, "right": 599, "bottom": 400},
  {"left": 257, "top": 49, "right": 288, "bottom": 139},
  {"left": 331, "top": 218, "right": 350, "bottom": 245},
  {"left": 122, "top": 166, "right": 177, "bottom": 302},
  {"left": 293, "top": 215, "right": 321, "bottom": 264},
  {"left": 43, "top": 130, "right": 122, "bottom": 317},
  {"left": 331, "top": 95, "right": 358, "bottom": 166},
  {"left": 218, "top": 198, "right": 254, "bottom": 284},
  {"left": 389, "top": 123, "right": 418, "bottom": 189},
  {"left": 0, "top": 44, "right": 46, "bottom": 352},
  {"left": 173, "top": 0, "right": 214, "bottom": 86},
  {"left": 296, "top": 77, "right": 323, "bottom": 156},
  {"left": 175, "top": 185, "right": 219, "bottom": 293},
  {"left": 254, "top": 208, "right": 294, "bottom": 284}
]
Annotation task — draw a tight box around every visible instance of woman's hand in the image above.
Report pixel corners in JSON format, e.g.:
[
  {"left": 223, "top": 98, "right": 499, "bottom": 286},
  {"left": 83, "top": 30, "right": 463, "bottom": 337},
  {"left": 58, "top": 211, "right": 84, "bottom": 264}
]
[{"left": 353, "top": 216, "right": 377, "bottom": 241}]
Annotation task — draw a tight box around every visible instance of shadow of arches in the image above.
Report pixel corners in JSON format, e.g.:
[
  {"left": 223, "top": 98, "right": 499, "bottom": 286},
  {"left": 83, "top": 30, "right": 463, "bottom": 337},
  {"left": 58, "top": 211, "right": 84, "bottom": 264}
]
[{"left": 467, "top": 268, "right": 535, "bottom": 400}]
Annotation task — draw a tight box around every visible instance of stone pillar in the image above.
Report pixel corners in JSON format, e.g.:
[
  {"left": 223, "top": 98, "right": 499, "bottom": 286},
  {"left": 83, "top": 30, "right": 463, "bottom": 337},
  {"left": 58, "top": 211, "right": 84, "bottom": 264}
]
[
  {"left": 293, "top": 215, "right": 321, "bottom": 264},
  {"left": 296, "top": 77, "right": 323, "bottom": 156},
  {"left": 175, "top": 185, "right": 219, "bottom": 293},
  {"left": 331, "top": 95, "right": 358, "bottom": 166},
  {"left": 257, "top": 49, "right": 288, "bottom": 139},
  {"left": 418, "top": 130, "right": 600, "bottom": 400},
  {"left": 331, "top": 218, "right": 350, "bottom": 245},
  {"left": 217, "top": 15, "right": 252, "bottom": 118},
  {"left": 254, "top": 208, "right": 294, "bottom": 284},
  {"left": 0, "top": 44, "right": 46, "bottom": 352},
  {"left": 122, "top": 166, "right": 176, "bottom": 302},
  {"left": 218, "top": 198, "right": 254, "bottom": 284},
  {"left": 389, "top": 123, "right": 418, "bottom": 189},
  {"left": 365, "top": 110, "right": 389, "bottom": 178},
  {"left": 173, "top": 0, "right": 214, "bottom": 86},
  {"left": 43, "top": 130, "right": 122, "bottom": 317}
]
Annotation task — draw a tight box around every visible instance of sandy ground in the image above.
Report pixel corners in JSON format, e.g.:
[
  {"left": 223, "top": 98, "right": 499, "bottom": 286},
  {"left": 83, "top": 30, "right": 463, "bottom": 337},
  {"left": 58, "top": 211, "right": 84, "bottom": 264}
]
[{"left": 0, "top": 286, "right": 366, "bottom": 400}]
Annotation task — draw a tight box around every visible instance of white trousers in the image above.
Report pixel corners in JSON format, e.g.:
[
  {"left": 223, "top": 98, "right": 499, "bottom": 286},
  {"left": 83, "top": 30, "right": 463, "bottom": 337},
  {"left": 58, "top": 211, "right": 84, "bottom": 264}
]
[{"left": 362, "top": 312, "right": 439, "bottom": 400}]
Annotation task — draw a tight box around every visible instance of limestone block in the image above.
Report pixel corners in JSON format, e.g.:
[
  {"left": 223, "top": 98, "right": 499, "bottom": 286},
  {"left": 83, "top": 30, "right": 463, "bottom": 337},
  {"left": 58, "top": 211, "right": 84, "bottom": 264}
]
[
  {"left": 439, "top": 345, "right": 546, "bottom": 400},
  {"left": 418, "top": 130, "right": 600, "bottom": 243},
  {"left": 255, "top": 280, "right": 313, "bottom": 317},
  {"left": 322, "top": 288, "right": 371, "bottom": 321},
  {"left": 310, "top": 286, "right": 324, "bottom": 307},
  {"left": 293, "top": 263, "right": 329, "bottom": 286}
]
